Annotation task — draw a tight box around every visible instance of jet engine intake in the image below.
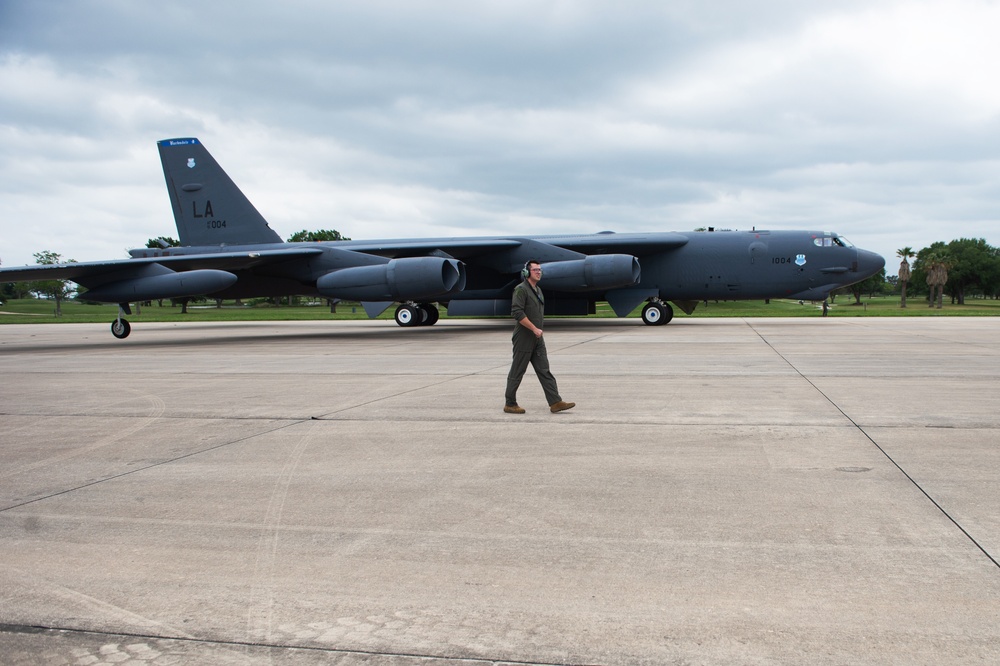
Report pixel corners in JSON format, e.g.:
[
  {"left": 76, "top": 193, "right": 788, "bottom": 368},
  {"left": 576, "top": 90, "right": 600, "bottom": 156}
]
[
  {"left": 82, "top": 269, "right": 238, "bottom": 302},
  {"left": 316, "top": 257, "right": 466, "bottom": 301},
  {"left": 539, "top": 254, "right": 640, "bottom": 291}
]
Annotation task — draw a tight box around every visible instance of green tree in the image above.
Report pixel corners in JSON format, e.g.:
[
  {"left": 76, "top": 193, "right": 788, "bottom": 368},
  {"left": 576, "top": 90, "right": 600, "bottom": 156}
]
[
  {"left": 911, "top": 243, "right": 947, "bottom": 299},
  {"left": 911, "top": 239, "right": 1000, "bottom": 304},
  {"left": 847, "top": 268, "right": 886, "bottom": 305},
  {"left": 1, "top": 257, "right": 37, "bottom": 301},
  {"left": 287, "top": 229, "right": 351, "bottom": 242},
  {"left": 926, "top": 253, "right": 949, "bottom": 309},
  {"left": 146, "top": 236, "right": 180, "bottom": 248},
  {"left": 883, "top": 274, "right": 899, "bottom": 295},
  {"left": 1, "top": 280, "right": 33, "bottom": 301},
  {"left": 30, "top": 251, "right": 76, "bottom": 316},
  {"left": 942, "top": 238, "right": 999, "bottom": 304},
  {"left": 896, "top": 247, "right": 915, "bottom": 308}
]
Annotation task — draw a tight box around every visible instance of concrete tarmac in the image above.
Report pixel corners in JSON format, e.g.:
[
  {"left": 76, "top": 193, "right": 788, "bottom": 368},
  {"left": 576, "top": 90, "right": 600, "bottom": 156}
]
[{"left": 0, "top": 316, "right": 998, "bottom": 665}]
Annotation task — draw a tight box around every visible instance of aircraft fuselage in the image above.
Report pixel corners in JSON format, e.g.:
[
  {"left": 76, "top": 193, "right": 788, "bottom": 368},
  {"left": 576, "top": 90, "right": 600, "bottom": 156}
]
[{"left": 0, "top": 137, "right": 885, "bottom": 337}]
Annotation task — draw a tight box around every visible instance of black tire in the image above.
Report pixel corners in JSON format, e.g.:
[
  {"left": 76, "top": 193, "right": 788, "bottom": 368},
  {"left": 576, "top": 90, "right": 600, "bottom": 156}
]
[
  {"left": 419, "top": 304, "right": 440, "bottom": 326},
  {"left": 641, "top": 302, "right": 673, "bottom": 326},
  {"left": 111, "top": 319, "right": 131, "bottom": 339},
  {"left": 394, "top": 304, "right": 419, "bottom": 327}
]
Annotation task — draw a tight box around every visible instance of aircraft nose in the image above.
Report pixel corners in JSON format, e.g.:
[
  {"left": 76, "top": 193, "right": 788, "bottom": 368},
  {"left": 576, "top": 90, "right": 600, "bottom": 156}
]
[{"left": 856, "top": 249, "right": 885, "bottom": 278}]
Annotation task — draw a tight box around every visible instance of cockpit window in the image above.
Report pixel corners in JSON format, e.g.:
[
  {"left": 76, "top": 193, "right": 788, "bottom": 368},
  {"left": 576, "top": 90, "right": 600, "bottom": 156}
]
[{"left": 814, "top": 235, "right": 855, "bottom": 248}]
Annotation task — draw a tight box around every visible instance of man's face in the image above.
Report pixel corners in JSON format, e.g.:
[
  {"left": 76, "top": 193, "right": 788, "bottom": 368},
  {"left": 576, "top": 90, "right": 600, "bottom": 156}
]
[{"left": 528, "top": 264, "right": 542, "bottom": 280}]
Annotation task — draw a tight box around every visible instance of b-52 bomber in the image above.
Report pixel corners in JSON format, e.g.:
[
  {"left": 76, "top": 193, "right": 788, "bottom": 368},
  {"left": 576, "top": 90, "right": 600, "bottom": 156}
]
[{"left": 0, "top": 138, "right": 884, "bottom": 338}]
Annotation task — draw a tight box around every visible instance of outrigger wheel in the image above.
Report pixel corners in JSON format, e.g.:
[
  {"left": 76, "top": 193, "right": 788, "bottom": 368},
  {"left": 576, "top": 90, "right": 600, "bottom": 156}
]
[
  {"left": 111, "top": 303, "right": 132, "bottom": 338},
  {"left": 111, "top": 318, "right": 131, "bottom": 339}
]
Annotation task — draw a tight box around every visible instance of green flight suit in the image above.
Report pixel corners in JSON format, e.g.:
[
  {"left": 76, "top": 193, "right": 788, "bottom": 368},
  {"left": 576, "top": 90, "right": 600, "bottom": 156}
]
[{"left": 505, "top": 279, "right": 562, "bottom": 407}]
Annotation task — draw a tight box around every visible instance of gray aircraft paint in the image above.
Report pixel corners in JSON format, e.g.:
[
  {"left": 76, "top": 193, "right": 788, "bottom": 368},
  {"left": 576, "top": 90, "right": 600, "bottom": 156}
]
[{"left": 0, "top": 138, "right": 885, "bottom": 338}]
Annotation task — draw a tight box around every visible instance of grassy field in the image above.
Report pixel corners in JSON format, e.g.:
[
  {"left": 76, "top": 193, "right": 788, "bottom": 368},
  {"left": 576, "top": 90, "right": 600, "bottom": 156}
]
[{"left": 2, "top": 296, "right": 999, "bottom": 325}]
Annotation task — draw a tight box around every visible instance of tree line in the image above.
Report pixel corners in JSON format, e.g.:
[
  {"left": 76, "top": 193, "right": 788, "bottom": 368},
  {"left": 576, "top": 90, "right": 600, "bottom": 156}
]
[
  {"left": 795, "top": 237, "right": 998, "bottom": 307},
  {"left": 888, "top": 238, "right": 1000, "bottom": 305}
]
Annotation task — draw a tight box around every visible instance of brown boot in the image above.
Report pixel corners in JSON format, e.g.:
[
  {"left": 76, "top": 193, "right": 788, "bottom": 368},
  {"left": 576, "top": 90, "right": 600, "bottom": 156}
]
[
  {"left": 549, "top": 401, "right": 575, "bottom": 413},
  {"left": 503, "top": 404, "right": 526, "bottom": 414}
]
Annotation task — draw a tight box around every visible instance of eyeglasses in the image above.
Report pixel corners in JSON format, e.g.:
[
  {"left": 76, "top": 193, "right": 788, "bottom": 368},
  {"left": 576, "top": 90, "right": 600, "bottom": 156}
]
[{"left": 530, "top": 268, "right": 542, "bottom": 273}]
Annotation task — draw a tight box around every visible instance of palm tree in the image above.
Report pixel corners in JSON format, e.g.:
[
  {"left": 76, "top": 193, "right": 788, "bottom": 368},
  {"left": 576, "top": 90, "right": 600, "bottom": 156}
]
[
  {"left": 925, "top": 252, "right": 949, "bottom": 309},
  {"left": 896, "top": 247, "right": 915, "bottom": 308}
]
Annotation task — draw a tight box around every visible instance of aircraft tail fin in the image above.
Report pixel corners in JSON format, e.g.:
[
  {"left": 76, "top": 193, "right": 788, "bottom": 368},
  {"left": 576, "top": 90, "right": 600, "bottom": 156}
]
[{"left": 157, "top": 138, "right": 283, "bottom": 246}]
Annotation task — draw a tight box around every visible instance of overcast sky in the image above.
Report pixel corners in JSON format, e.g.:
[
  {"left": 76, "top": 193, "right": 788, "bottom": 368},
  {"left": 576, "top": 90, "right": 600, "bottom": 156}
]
[{"left": 2, "top": 0, "right": 998, "bottom": 274}]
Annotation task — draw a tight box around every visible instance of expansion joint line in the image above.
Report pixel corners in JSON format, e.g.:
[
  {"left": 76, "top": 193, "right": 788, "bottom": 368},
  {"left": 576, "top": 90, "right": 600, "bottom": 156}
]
[
  {"left": 0, "top": 420, "right": 308, "bottom": 514},
  {"left": 0, "top": 623, "right": 590, "bottom": 666},
  {"left": 745, "top": 320, "right": 1000, "bottom": 571}
]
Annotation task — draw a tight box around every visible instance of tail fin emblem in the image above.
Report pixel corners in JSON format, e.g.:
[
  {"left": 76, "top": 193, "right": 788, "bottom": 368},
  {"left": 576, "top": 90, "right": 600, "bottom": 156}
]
[{"left": 187, "top": 158, "right": 196, "bottom": 169}]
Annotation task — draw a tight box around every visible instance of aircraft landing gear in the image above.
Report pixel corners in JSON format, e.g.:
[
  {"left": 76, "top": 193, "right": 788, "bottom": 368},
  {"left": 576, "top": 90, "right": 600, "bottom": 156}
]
[
  {"left": 112, "top": 304, "right": 132, "bottom": 339},
  {"left": 641, "top": 299, "right": 673, "bottom": 326},
  {"left": 394, "top": 302, "right": 441, "bottom": 327},
  {"left": 111, "top": 318, "right": 131, "bottom": 339},
  {"left": 394, "top": 303, "right": 419, "bottom": 327},
  {"left": 419, "top": 303, "right": 440, "bottom": 326}
]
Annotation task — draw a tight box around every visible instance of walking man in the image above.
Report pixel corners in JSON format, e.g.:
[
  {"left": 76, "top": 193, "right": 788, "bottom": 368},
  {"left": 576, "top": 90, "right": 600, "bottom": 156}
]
[{"left": 504, "top": 260, "right": 575, "bottom": 414}]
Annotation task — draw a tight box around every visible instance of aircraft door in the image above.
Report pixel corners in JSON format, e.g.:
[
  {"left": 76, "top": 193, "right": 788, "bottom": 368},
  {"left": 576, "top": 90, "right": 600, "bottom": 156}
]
[{"left": 749, "top": 241, "right": 768, "bottom": 265}]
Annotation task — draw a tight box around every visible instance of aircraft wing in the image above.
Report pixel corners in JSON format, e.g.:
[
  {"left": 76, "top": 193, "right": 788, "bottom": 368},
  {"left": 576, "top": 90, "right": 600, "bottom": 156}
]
[
  {"left": 542, "top": 232, "right": 690, "bottom": 256},
  {"left": 0, "top": 248, "right": 324, "bottom": 283},
  {"left": 124, "top": 247, "right": 325, "bottom": 270},
  {"left": 343, "top": 238, "right": 522, "bottom": 260},
  {"left": 341, "top": 234, "right": 682, "bottom": 294},
  {"left": 344, "top": 233, "right": 688, "bottom": 260}
]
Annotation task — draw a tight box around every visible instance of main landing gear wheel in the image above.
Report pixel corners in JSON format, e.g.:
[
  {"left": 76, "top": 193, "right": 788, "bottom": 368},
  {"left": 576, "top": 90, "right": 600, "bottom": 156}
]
[
  {"left": 641, "top": 301, "right": 673, "bottom": 326},
  {"left": 395, "top": 303, "right": 441, "bottom": 327},
  {"left": 394, "top": 304, "right": 419, "bottom": 327},
  {"left": 419, "top": 303, "right": 440, "bottom": 326},
  {"left": 111, "top": 318, "right": 131, "bottom": 339}
]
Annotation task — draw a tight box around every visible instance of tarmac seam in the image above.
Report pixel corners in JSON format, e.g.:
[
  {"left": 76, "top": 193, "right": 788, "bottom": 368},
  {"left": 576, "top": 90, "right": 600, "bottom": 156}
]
[
  {"left": 305, "top": 330, "right": 622, "bottom": 419},
  {"left": 746, "top": 319, "right": 1000, "bottom": 571},
  {"left": 7, "top": 409, "right": 992, "bottom": 429},
  {"left": 0, "top": 419, "right": 309, "bottom": 514},
  {"left": 0, "top": 623, "right": 599, "bottom": 666},
  {"left": 843, "top": 317, "right": 1000, "bottom": 352},
  {"left": 310, "top": 373, "right": 491, "bottom": 418}
]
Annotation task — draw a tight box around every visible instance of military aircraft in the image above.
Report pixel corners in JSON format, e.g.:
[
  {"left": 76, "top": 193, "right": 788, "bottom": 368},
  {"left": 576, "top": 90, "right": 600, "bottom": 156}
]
[{"left": 0, "top": 138, "right": 884, "bottom": 338}]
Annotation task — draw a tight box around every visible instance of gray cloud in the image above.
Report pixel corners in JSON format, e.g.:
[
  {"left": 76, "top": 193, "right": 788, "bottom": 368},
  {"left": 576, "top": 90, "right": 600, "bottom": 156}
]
[{"left": 1, "top": 0, "right": 997, "bottom": 270}]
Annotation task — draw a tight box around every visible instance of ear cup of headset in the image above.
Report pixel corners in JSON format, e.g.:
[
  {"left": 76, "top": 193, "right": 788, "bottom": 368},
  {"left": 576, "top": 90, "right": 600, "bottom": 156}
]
[{"left": 522, "top": 262, "right": 530, "bottom": 279}]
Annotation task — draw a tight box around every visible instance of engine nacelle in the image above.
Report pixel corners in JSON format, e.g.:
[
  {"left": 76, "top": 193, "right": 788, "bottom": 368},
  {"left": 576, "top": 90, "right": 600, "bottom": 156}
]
[
  {"left": 316, "top": 257, "right": 466, "bottom": 301},
  {"left": 83, "top": 269, "right": 238, "bottom": 302},
  {"left": 539, "top": 254, "right": 640, "bottom": 291}
]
